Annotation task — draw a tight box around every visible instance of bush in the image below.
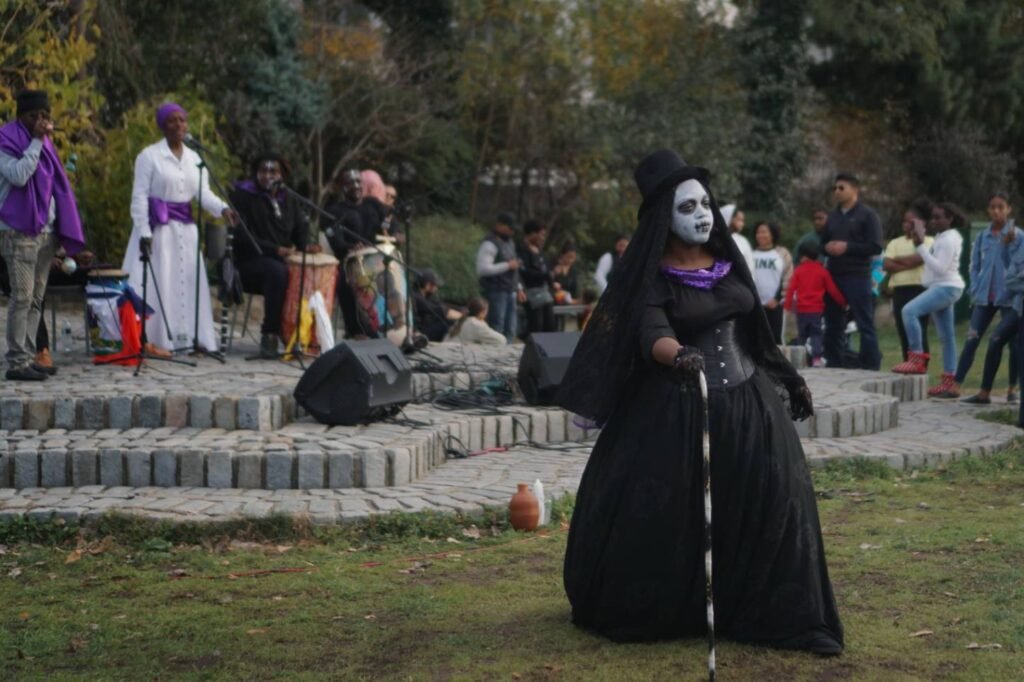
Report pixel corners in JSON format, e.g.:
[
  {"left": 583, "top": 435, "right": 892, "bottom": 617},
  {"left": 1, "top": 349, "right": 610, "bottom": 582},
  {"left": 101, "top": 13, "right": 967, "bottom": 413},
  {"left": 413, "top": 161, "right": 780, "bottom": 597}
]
[
  {"left": 76, "top": 92, "right": 239, "bottom": 264},
  {"left": 409, "top": 214, "right": 486, "bottom": 304}
]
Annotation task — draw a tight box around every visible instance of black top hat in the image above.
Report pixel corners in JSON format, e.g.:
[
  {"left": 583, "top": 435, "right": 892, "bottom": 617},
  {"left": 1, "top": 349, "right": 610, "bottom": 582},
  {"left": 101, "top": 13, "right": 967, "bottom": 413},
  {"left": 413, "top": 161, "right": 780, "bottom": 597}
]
[{"left": 634, "top": 149, "right": 710, "bottom": 208}]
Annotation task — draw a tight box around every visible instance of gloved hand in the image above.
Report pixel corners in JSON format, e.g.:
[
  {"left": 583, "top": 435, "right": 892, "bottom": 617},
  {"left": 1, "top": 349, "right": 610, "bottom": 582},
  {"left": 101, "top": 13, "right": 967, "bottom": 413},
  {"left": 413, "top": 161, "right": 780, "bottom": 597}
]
[
  {"left": 789, "top": 383, "right": 814, "bottom": 421},
  {"left": 671, "top": 345, "right": 704, "bottom": 383}
]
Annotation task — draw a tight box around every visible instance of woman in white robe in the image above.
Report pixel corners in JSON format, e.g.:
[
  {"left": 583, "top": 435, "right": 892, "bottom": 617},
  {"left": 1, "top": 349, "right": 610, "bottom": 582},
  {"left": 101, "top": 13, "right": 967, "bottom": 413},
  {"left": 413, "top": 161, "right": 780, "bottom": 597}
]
[{"left": 122, "top": 103, "right": 234, "bottom": 353}]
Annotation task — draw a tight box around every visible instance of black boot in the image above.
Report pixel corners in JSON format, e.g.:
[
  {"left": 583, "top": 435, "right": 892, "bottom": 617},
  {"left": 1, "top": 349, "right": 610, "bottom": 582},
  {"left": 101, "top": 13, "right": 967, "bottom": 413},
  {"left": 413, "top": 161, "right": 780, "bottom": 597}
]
[{"left": 259, "top": 333, "right": 279, "bottom": 359}]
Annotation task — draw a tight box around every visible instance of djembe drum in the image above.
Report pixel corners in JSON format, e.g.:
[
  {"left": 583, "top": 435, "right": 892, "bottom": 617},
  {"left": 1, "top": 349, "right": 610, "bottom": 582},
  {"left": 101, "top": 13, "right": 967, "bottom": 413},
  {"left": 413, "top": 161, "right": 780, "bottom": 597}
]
[
  {"left": 344, "top": 239, "right": 411, "bottom": 346},
  {"left": 281, "top": 252, "right": 339, "bottom": 351}
]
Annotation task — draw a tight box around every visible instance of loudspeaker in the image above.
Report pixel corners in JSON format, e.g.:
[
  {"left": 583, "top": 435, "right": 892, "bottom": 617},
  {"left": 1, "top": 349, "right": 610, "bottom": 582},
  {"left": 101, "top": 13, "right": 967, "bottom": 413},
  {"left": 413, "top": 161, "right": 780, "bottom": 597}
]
[
  {"left": 294, "top": 339, "right": 413, "bottom": 425},
  {"left": 517, "top": 332, "right": 581, "bottom": 405}
]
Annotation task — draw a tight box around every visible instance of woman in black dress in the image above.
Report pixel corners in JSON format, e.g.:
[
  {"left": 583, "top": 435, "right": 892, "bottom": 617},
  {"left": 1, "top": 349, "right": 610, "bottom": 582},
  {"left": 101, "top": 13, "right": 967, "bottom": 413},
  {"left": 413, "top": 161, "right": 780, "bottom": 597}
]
[{"left": 557, "top": 150, "right": 843, "bottom": 654}]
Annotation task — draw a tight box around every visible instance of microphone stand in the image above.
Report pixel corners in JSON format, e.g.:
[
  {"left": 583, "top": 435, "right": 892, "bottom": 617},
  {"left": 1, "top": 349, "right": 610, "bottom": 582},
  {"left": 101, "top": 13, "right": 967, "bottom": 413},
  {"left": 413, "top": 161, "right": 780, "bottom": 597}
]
[
  {"left": 95, "top": 241, "right": 196, "bottom": 373},
  {"left": 185, "top": 140, "right": 263, "bottom": 363}
]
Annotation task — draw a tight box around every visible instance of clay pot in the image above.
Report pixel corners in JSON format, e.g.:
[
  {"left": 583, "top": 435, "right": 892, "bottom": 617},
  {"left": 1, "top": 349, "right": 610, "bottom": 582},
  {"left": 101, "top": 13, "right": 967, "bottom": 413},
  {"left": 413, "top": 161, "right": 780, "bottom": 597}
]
[{"left": 509, "top": 483, "right": 540, "bottom": 531}]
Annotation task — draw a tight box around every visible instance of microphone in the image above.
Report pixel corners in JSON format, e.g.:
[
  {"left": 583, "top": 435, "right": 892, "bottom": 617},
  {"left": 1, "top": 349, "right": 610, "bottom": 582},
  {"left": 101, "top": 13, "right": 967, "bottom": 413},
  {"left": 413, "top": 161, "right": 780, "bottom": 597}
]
[{"left": 183, "top": 133, "right": 211, "bottom": 152}]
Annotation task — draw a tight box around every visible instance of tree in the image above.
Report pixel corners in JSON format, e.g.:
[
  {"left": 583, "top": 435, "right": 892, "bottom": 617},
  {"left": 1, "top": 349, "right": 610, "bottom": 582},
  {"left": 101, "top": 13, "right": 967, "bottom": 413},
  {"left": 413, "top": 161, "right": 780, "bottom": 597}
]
[
  {"left": 93, "top": 0, "right": 323, "bottom": 173},
  {"left": 737, "top": 0, "right": 811, "bottom": 217},
  {"left": 0, "top": 0, "right": 104, "bottom": 158}
]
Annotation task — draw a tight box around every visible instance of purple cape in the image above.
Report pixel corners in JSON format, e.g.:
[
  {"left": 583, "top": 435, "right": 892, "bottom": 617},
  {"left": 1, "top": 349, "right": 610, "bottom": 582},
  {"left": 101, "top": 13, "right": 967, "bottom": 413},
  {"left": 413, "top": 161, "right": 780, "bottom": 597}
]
[{"left": 0, "top": 121, "right": 85, "bottom": 255}]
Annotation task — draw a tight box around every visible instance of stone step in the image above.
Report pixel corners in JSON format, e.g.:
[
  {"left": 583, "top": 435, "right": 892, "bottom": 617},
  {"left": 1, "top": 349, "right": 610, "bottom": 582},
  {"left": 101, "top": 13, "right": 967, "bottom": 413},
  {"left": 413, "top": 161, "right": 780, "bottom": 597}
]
[{"left": 0, "top": 406, "right": 596, "bottom": 490}]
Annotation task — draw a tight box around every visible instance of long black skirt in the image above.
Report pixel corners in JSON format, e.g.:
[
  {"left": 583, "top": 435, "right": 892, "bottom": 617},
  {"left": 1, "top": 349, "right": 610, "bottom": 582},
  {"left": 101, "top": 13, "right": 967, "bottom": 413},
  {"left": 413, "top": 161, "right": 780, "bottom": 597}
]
[{"left": 564, "top": 369, "right": 844, "bottom": 650}]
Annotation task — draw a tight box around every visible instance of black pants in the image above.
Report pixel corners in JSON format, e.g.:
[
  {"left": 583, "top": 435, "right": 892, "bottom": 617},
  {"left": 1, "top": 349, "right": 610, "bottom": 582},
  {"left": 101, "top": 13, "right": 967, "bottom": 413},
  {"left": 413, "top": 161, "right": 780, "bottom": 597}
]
[
  {"left": 763, "top": 305, "right": 783, "bottom": 344},
  {"left": 237, "top": 256, "right": 289, "bottom": 335},
  {"left": 825, "top": 275, "right": 881, "bottom": 370},
  {"left": 891, "top": 285, "right": 929, "bottom": 360},
  {"left": 525, "top": 302, "right": 556, "bottom": 336}
]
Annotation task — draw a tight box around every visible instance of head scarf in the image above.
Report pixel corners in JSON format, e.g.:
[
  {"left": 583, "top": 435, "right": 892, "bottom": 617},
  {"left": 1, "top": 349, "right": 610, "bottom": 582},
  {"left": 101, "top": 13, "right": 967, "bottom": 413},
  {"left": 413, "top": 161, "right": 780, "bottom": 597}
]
[
  {"left": 155, "top": 102, "right": 186, "bottom": 131},
  {"left": 556, "top": 150, "right": 802, "bottom": 424},
  {"left": 360, "top": 169, "right": 387, "bottom": 203}
]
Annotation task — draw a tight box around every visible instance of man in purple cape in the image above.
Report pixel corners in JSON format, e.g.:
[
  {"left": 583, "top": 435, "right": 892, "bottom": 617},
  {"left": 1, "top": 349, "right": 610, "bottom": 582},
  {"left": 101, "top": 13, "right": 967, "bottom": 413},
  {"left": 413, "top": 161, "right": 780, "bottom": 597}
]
[{"left": 0, "top": 90, "right": 86, "bottom": 381}]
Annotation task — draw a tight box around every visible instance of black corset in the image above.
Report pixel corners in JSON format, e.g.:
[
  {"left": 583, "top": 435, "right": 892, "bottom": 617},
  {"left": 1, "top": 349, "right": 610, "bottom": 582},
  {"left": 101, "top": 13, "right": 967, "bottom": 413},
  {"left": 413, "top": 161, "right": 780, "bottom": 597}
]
[{"left": 678, "top": 318, "right": 755, "bottom": 389}]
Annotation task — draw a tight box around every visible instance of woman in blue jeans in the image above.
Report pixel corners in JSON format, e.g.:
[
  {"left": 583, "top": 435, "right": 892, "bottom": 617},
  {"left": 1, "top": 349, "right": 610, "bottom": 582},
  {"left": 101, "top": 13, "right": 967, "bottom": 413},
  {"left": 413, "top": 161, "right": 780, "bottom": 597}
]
[
  {"left": 938, "top": 192, "right": 1019, "bottom": 402},
  {"left": 892, "top": 203, "right": 964, "bottom": 383}
]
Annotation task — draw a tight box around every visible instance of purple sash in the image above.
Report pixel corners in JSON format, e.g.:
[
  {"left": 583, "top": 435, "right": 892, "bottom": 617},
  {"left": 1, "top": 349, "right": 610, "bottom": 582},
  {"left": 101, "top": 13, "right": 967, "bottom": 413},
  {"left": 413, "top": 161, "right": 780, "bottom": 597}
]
[
  {"left": 148, "top": 196, "right": 193, "bottom": 228},
  {"left": 0, "top": 120, "right": 85, "bottom": 255}
]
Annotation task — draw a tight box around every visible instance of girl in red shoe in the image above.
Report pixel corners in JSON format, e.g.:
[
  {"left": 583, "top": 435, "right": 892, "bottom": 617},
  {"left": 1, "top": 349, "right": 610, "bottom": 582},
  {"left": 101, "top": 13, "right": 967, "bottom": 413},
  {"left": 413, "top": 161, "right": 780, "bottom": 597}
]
[{"left": 891, "top": 204, "right": 965, "bottom": 387}]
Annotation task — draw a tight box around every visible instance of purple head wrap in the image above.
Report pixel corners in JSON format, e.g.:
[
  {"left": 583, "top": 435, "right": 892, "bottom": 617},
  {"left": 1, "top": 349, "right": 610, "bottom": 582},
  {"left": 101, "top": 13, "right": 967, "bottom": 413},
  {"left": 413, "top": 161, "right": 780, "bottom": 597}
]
[{"left": 155, "top": 102, "right": 186, "bottom": 130}]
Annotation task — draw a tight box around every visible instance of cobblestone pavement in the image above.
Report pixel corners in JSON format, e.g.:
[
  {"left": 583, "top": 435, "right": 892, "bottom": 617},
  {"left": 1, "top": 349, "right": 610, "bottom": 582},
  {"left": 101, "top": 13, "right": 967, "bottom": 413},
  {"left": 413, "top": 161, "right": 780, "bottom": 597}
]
[
  {"left": 0, "top": 304, "right": 1019, "bottom": 523},
  {"left": 0, "top": 396, "right": 1018, "bottom": 524}
]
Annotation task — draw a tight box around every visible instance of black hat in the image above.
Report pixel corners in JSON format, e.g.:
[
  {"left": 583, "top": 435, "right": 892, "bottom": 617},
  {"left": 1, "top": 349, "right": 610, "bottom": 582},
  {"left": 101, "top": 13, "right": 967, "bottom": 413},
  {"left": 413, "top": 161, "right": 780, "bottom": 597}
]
[
  {"left": 496, "top": 211, "right": 518, "bottom": 230},
  {"left": 634, "top": 149, "right": 709, "bottom": 212},
  {"left": 417, "top": 268, "right": 443, "bottom": 287},
  {"left": 16, "top": 90, "right": 50, "bottom": 116}
]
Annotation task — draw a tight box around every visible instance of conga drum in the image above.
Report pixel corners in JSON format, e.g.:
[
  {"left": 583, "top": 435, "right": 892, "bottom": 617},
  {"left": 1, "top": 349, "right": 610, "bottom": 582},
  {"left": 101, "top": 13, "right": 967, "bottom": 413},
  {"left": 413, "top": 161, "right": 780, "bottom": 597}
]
[
  {"left": 281, "top": 252, "right": 339, "bottom": 351},
  {"left": 343, "top": 240, "right": 412, "bottom": 346},
  {"left": 85, "top": 269, "right": 129, "bottom": 356}
]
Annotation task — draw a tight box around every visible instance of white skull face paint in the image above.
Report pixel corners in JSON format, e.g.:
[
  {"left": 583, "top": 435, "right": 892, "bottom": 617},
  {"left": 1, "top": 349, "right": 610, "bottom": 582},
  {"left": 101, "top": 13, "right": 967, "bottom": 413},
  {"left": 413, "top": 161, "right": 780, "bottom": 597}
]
[{"left": 671, "top": 179, "right": 713, "bottom": 244}]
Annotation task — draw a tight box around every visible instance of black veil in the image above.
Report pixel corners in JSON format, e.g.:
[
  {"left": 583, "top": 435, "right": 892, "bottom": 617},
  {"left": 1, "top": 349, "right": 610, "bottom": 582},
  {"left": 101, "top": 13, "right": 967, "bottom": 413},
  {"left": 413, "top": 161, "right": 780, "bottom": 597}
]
[{"left": 556, "top": 151, "right": 806, "bottom": 424}]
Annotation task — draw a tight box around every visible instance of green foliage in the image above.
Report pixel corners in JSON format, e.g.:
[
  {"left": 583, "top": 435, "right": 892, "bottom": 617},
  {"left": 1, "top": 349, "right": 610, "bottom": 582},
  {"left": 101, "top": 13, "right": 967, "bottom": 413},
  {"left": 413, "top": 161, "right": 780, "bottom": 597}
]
[
  {"left": 0, "top": 513, "right": 79, "bottom": 546},
  {"left": 906, "top": 123, "right": 1016, "bottom": 208},
  {"left": 409, "top": 214, "right": 485, "bottom": 304},
  {"left": 0, "top": 0, "right": 104, "bottom": 161},
  {"left": 737, "top": 0, "right": 811, "bottom": 217},
  {"left": 76, "top": 93, "right": 239, "bottom": 263}
]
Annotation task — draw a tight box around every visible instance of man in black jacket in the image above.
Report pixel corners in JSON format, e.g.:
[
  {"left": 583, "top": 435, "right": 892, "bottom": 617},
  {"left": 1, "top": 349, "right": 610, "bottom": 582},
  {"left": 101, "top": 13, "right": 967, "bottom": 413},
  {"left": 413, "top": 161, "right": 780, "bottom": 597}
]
[
  {"left": 822, "top": 172, "right": 884, "bottom": 369},
  {"left": 324, "top": 169, "right": 389, "bottom": 337},
  {"left": 229, "top": 153, "right": 311, "bottom": 358}
]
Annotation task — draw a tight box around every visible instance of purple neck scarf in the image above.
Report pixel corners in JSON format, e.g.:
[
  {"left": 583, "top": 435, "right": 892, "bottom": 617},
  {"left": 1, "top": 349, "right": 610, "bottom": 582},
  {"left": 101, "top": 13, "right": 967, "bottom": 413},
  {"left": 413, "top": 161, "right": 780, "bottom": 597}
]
[
  {"left": 0, "top": 121, "right": 85, "bottom": 255},
  {"left": 661, "top": 259, "right": 732, "bottom": 290},
  {"left": 235, "top": 179, "right": 285, "bottom": 204}
]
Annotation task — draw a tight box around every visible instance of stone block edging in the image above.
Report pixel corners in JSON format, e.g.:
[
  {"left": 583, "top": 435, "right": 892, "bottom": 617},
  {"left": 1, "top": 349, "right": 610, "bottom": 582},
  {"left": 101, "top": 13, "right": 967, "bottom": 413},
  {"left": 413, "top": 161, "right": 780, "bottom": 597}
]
[{"left": 0, "top": 407, "right": 595, "bottom": 490}]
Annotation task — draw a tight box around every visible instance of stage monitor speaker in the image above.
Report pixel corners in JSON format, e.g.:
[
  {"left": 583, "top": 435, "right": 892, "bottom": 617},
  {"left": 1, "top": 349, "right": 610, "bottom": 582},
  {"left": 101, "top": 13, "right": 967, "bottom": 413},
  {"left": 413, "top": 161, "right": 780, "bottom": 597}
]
[
  {"left": 518, "top": 331, "right": 581, "bottom": 406},
  {"left": 294, "top": 339, "right": 413, "bottom": 426}
]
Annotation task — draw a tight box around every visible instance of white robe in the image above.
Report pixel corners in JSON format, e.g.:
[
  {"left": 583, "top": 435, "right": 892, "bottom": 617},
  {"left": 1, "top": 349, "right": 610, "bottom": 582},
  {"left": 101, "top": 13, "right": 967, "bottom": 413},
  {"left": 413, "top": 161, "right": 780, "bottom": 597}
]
[{"left": 122, "top": 139, "right": 227, "bottom": 352}]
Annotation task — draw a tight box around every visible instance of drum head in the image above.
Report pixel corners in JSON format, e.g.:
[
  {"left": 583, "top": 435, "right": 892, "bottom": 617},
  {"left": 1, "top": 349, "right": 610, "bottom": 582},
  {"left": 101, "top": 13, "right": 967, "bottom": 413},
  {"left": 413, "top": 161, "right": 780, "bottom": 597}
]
[
  {"left": 287, "top": 252, "right": 338, "bottom": 267},
  {"left": 88, "top": 269, "right": 129, "bottom": 279}
]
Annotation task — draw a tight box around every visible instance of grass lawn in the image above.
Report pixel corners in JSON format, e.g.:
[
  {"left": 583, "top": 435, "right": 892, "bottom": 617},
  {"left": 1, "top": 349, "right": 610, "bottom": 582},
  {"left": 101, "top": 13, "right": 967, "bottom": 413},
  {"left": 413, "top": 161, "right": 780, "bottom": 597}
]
[{"left": 2, "top": 444, "right": 1023, "bottom": 680}]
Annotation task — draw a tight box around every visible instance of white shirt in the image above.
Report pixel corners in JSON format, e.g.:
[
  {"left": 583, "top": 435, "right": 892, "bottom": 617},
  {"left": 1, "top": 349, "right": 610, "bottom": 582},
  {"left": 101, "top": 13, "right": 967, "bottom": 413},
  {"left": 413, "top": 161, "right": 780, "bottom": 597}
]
[
  {"left": 752, "top": 248, "right": 785, "bottom": 304},
  {"left": 130, "top": 139, "right": 226, "bottom": 238},
  {"left": 918, "top": 229, "right": 965, "bottom": 289},
  {"left": 732, "top": 233, "right": 755, "bottom": 274},
  {"left": 475, "top": 239, "right": 513, "bottom": 277},
  {"left": 594, "top": 252, "right": 614, "bottom": 294}
]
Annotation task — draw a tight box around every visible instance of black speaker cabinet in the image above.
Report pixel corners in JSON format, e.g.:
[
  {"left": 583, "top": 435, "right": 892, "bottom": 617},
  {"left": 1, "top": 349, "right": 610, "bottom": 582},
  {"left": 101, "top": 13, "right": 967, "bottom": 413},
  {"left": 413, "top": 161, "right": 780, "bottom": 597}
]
[
  {"left": 517, "top": 332, "right": 581, "bottom": 405},
  {"left": 294, "top": 339, "right": 413, "bottom": 425}
]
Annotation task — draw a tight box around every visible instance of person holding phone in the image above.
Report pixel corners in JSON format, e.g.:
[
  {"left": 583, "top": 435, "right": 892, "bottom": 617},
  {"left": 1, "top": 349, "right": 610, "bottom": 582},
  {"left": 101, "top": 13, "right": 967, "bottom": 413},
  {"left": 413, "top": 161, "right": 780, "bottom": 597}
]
[
  {"left": 937, "top": 192, "right": 1019, "bottom": 402},
  {"left": 891, "top": 204, "right": 965, "bottom": 386},
  {"left": 884, "top": 204, "right": 934, "bottom": 362}
]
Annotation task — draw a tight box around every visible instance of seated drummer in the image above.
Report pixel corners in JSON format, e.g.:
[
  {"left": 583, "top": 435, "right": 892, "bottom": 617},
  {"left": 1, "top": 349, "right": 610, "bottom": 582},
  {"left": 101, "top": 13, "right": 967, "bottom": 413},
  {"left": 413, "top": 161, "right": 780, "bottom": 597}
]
[
  {"left": 229, "top": 152, "right": 315, "bottom": 358},
  {"left": 324, "top": 169, "right": 381, "bottom": 337}
]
